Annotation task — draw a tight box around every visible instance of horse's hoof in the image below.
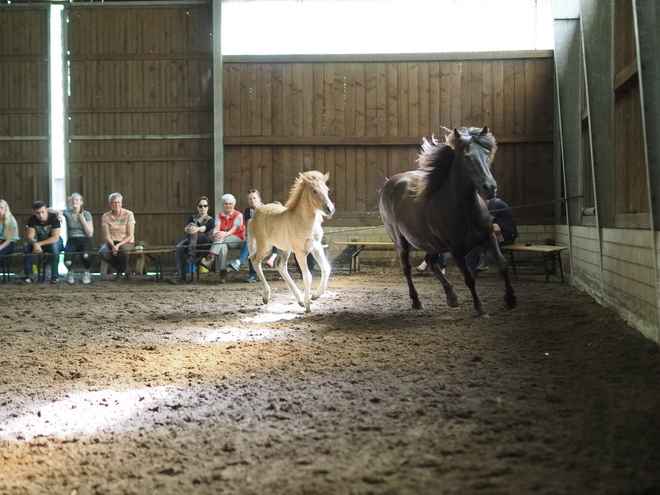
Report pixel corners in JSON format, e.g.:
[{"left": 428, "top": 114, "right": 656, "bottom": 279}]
[
  {"left": 504, "top": 295, "right": 517, "bottom": 310},
  {"left": 478, "top": 313, "right": 490, "bottom": 318},
  {"left": 447, "top": 296, "right": 459, "bottom": 308},
  {"left": 298, "top": 301, "right": 305, "bottom": 308},
  {"left": 411, "top": 300, "right": 423, "bottom": 310}
]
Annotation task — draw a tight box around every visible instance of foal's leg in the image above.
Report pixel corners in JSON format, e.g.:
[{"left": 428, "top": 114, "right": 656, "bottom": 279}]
[
  {"left": 293, "top": 249, "right": 313, "bottom": 312},
  {"left": 310, "top": 243, "right": 331, "bottom": 300},
  {"left": 275, "top": 251, "right": 305, "bottom": 308},
  {"left": 452, "top": 249, "right": 487, "bottom": 317},
  {"left": 428, "top": 253, "right": 458, "bottom": 307},
  {"left": 485, "top": 234, "right": 517, "bottom": 310},
  {"left": 395, "top": 239, "right": 422, "bottom": 309},
  {"left": 250, "top": 245, "right": 271, "bottom": 305}
]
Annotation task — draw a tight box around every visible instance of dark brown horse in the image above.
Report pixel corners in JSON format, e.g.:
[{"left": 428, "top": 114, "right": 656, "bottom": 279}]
[{"left": 379, "top": 126, "right": 516, "bottom": 317}]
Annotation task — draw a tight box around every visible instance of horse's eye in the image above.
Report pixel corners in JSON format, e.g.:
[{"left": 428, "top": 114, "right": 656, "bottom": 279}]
[{"left": 313, "top": 190, "right": 318, "bottom": 194}]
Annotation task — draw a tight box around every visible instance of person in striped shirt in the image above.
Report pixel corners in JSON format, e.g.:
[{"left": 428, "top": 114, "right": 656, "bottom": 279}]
[{"left": 99, "top": 192, "right": 136, "bottom": 281}]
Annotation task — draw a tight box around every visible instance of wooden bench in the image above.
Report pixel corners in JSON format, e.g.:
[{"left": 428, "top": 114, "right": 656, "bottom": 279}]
[
  {"left": 335, "top": 241, "right": 396, "bottom": 273},
  {"left": 500, "top": 243, "right": 567, "bottom": 283},
  {"left": 0, "top": 251, "right": 65, "bottom": 283}
]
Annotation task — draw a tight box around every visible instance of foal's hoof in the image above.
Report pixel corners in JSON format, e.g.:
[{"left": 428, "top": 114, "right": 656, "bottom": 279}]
[{"left": 504, "top": 294, "right": 517, "bottom": 311}]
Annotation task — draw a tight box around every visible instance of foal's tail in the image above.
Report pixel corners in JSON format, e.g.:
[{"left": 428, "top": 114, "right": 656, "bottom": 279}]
[{"left": 246, "top": 219, "right": 257, "bottom": 258}]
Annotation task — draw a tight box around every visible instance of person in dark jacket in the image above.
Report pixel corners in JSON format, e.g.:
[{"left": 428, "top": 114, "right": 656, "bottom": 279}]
[{"left": 467, "top": 197, "right": 517, "bottom": 273}]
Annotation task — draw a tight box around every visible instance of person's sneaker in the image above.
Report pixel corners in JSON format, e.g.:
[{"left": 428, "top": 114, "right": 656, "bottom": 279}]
[
  {"left": 50, "top": 277, "right": 59, "bottom": 284},
  {"left": 476, "top": 261, "right": 489, "bottom": 271},
  {"left": 67, "top": 271, "right": 75, "bottom": 284},
  {"left": 245, "top": 274, "right": 259, "bottom": 283},
  {"left": 22, "top": 277, "right": 34, "bottom": 284},
  {"left": 200, "top": 256, "right": 215, "bottom": 270},
  {"left": 229, "top": 260, "right": 241, "bottom": 271},
  {"left": 82, "top": 272, "right": 91, "bottom": 284}
]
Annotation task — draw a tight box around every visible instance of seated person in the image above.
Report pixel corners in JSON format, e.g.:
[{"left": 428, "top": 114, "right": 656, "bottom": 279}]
[
  {"left": 229, "top": 189, "right": 277, "bottom": 283},
  {"left": 0, "top": 199, "right": 19, "bottom": 261},
  {"left": 416, "top": 253, "right": 447, "bottom": 275},
  {"left": 467, "top": 197, "right": 517, "bottom": 273},
  {"left": 60, "top": 193, "right": 94, "bottom": 285},
  {"left": 173, "top": 196, "right": 215, "bottom": 283},
  {"left": 22, "top": 201, "right": 64, "bottom": 284},
  {"left": 200, "top": 193, "right": 244, "bottom": 283},
  {"left": 99, "top": 192, "right": 136, "bottom": 281}
]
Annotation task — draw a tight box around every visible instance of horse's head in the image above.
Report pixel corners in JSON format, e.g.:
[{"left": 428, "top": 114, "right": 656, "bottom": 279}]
[
  {"left": 451, "top": 126, "right": 498, "bottom": 199},
  {"left": 300, "top": 171, "right": 335, "bottom": 218}
]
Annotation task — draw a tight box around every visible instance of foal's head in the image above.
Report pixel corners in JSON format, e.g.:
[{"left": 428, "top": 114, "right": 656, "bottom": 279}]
[{"left": 286, "top": 170, "right": 335, "bottom": 217}]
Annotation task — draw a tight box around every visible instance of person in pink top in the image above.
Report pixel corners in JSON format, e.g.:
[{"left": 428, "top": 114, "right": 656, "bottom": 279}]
[{"left": 99, "top": 192, "right": 136, "bottom": 281}]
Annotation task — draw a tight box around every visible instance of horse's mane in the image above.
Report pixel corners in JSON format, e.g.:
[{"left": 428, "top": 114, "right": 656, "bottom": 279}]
[
  {"left": 413, "top": 127, "right": 497, "bottom": 198},
  {"left": 284, "top": 170, "right": 326, "bottom": 210}
]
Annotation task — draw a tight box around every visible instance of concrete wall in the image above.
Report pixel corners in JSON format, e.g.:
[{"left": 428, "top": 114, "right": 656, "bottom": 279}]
[{"left": 553, "top": 224, "right": 660, "bottom": 343}]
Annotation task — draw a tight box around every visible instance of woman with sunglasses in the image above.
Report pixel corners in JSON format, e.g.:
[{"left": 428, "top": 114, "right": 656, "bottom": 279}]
[{"left": 173, "top": 196, "right": 215, "bottom": 283}]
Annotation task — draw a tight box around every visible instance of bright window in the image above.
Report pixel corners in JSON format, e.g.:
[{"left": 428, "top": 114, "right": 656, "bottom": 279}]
[{"left": 221, "top": 0, "right": 554, "bottom": 55}]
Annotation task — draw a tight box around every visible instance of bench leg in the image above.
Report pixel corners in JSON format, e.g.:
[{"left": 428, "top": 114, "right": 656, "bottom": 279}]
[
  {"left": 542, "top": 253, "right": 551, "bottom": 283},
  {"left": 506, "top": 251, "right": 518, "bottom": 277},
  {"left": 557, "top": 252, "right": 564, "bottom": 282},
  {"left": 349, "top": 245, "right": 365, "bottom": 274}
]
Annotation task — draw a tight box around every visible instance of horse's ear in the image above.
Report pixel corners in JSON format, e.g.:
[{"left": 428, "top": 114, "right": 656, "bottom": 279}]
[
  {"left": 453, "top": 128, "right": 461, "bottom": 140},
  {"left": 481, "top": 126, "right": 489, "bottom": 135},
  {"left": 323, "top": 172, "right": 330, "bottom": 182}
]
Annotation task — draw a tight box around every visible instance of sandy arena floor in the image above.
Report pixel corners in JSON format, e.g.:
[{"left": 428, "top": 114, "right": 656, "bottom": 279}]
[{"left": 1, "top": 265, "right": 660, "bottom": 495}]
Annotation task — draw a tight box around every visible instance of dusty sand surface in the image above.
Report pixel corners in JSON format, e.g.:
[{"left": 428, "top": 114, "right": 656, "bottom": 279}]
[{"left": 1, "top": 266, "right": 660, "bottom": 495}]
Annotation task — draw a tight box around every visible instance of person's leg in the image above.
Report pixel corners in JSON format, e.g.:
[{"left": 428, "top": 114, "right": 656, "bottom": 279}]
[
  {"left": 175, "top": 238, "right": 190, "bottom": 280},
  {"left": 466, "top": 245, "right": 485, "bottom": 274},
  {"left": 187, "top": 232, "right": 212, "bottom": 263},
  {"left": 80, "top": 238, "right": 93, "bottom": 271},
  {"left": 217, "top": 237, "right": 242, "bottom": 282},
  {"left": 22, "top": 242, "right": 35, "bottom": 279},
  {"left": 64, "top": 239, "right": 77, "bottom": 283},
  {"left": 45, "top": 240, "right": 62, "bottom": 281},
  {"left": 307, "top": 252, "right": 316, "bottom": 274},
  {"left": 229, "top": 240, "right": 249, "bottom": 271},
  {"left": 0, "top": 242, "right": 15, "bottom": 258},
  {"left": 117, "top": 243, "right": 135, "bottom": 276},
  {"left": 99, "top": 244, "right": 119, "bottom": 272}
]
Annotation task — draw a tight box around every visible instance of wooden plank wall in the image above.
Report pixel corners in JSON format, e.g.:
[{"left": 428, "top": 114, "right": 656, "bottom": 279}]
[
  {"left": 66, "top": 4, "right": 214, "bottom": 248},
  {"left": 613, "top": 0, "right": 648, "bottom": 223},
  {"left": 0, "top": 7, "right": 49, "bottom": 232},
  {"left": 223, "top": 53, "right": 555, "bottom": 224}
]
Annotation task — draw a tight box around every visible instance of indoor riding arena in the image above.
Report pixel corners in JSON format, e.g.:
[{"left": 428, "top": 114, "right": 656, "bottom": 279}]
[{"left": 1, "top": 1, "right": 660, "bottom": 495}]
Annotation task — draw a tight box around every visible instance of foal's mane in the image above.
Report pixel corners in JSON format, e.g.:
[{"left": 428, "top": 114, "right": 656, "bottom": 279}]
[
  {"left": 284, "top": 170, "right": 326, "bottom": 211},
  {"left": 413, "top": 127, "right": 497, "bottom": 199}
]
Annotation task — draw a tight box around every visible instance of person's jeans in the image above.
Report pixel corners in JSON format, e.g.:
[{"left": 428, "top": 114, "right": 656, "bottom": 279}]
[
  {"left": 467, "top": 232, "right": 516, "bottom": 273},
  {"left": 23, "top": 238, "right": 64, "bottom": 278},
  {"left": 175, "top": 232, "right": 212, "bottom": 279},
  {"left": 235, "top": 240, "right": 278, "bottom": 276}
]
